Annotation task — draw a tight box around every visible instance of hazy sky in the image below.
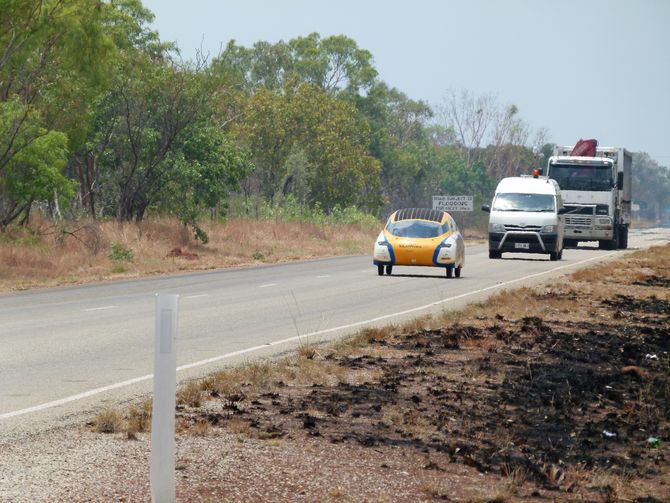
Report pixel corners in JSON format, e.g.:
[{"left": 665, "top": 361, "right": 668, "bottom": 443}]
[{"left": 141, "top": 0, "right": 669, "bottom": 165}]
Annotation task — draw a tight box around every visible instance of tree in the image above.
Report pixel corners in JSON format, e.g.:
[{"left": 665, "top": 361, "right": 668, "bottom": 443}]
[
  {"left": 233, "top": 81, "right": 382, "bottom": 211},
  {"left": 0, "top": 99, "right": 73, "bottom": 227},
  {"left": 87, "top": 57, "right": 213, "bottom": 222},
  {"left": 436, "top": 89, "right": 537, "bottom": 179},
  {"left": 288, "top": 33, "right": 377, "bottom": 95},
  {"left": 210, "top": 33, "right": 378, "bottom": 96},
  {"left": 0, "top": 0, "right": 168, "bottom": 225},
  {"left": 160, "top": 125, "right": 253, "bottom": 241},
  {"left": 632, "top": 153, "right": 670, "bottom": 221},
  {"left": 356, "top": 83, "right": 434, "bottom": 209}
]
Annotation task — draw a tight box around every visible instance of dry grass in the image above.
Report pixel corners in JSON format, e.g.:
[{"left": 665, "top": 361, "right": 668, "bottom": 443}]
[
  {"left": 177, "top": 381, "right": 203, "bottom": 408},
  {"left": 189, "top": 420, "right": 213, "bottom": 437},
  {"left": 125, "top": 399, "right": 152, "bottom": 434},
  {"left": 0, "top": 216, "right": 379, "bottom": 292},
  {"left": 91, "top": 408, "right": 125, "bottom": 434}
]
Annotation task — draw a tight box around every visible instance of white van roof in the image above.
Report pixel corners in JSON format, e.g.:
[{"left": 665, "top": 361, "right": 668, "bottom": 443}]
[{"left": 495, "top": 175, "right": 559, "bottom": 195}]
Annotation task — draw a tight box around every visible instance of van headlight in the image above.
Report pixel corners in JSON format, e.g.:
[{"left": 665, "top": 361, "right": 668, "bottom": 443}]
[
  {"left": 488, "top": 223, "right": 505, "bottom": 233},
  {"left": 540, "top": 225, "right": 556, "bottom": 234}
]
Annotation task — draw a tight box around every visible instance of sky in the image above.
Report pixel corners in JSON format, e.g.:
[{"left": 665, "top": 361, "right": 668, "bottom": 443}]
[{"left": 141, "top": 0, "right": 670, "bottom": 165}]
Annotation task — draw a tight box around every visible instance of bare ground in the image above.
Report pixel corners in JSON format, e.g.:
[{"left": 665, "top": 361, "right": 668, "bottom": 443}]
[{"left": 1, "top": 245, "right": 668, "bottom": 502}]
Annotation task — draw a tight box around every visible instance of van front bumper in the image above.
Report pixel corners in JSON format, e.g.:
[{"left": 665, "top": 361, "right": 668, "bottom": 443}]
[{"left": 489, "top": 231, "right": 559, "bottom": 253}]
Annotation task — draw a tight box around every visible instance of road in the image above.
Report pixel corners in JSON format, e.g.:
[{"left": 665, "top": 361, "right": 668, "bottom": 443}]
[{"left": 1, "top": 228, "right": 668, "bottom": 435}]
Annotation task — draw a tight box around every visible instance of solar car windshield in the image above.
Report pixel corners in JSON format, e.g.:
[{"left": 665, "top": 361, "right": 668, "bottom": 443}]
[{"left": 386, "top": 220, "right": 447, "bottom": 238}]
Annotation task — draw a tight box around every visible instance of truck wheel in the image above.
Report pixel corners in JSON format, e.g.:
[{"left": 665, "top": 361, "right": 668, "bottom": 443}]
[
  {"left": 489, "top": 250, "right": 502, "bottom": 259},
  {"left": 377, "top": 265, "right": 384, "bottom": 276},
  {"left": 618, "top": 226, "right": 628, "bottom": 249},
  {"left": 599, "top": 240, "right": 615, "bottom": 250},
  {"left": 599, "top": 225, "right": 618, "bottom": 250},
  {"left": 550, "top": 251, "right": 560, "bottom": 261}
]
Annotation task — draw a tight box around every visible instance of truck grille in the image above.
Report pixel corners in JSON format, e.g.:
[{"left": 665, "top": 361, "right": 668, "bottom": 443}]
[
  {"left": 565, "top": 216, "right": 593, "bottom": 228},
  {"left": 565, "top": 205, "right": 595, "bottom": 215}
]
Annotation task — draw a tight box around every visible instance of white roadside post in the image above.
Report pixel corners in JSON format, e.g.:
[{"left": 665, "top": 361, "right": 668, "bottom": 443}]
[{"left": 151, "top": 294, "right": 179, "bottom": 503}]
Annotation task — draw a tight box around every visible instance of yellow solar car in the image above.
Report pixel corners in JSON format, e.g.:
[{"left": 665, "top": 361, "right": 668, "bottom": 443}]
[{"left": 373, "top": 208, "right": 465, "bottom": 278}]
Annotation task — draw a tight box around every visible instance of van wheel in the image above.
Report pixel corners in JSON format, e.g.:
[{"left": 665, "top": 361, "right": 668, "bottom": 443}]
[
  {"left": 455, "top": 266, "right": 461, "bottom": 278},
  {"left": 446, "top": 268, "right": 453, "bottom": 278},
  {"left": 385, "top": 265, "right": 393, "bottom": 275},
  {"left": 377, "top": 265, "right": 384, "bottom": 276},
  {"left": 489, "top": 250, "right": 502, "bottom": 259}
]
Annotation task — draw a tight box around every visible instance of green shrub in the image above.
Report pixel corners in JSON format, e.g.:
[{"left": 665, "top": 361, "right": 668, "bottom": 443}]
[
  {"left": 227, "top": 194, "right": 380, "bottom": 229},
  {"left": 108, "top": 242, "right": 133, "bottom": 261}
]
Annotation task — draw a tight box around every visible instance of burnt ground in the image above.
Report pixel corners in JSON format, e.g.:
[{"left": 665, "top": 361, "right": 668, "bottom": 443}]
[{"left": 172, "top": 248, "right": 669, "bottom": 501}]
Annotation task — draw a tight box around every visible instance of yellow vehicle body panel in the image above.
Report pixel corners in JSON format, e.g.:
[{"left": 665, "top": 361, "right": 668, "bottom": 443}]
[{"left": 385, "top": 231, "right": 452, "bottom": 266}]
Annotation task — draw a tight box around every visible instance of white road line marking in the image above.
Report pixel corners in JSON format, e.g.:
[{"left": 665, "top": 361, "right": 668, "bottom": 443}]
[
  {"left": 185, "top": 294, "right": 209, "bottom": 299},
  {"left": 0, "top": 251, "right": 618, "bottom": 421},
  {"left": 317, "top": 275, "right": 330, "bottom": 278},
  {"left": 84, "top": 306, "right": 117, "bottom": 312},
  {"left": 258, "top": 283, "right": 277, "bottom": 288}
]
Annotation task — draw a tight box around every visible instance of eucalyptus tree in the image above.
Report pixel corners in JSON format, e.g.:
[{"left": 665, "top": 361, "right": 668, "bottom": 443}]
[
  {"left": 632, "top": 153, "right": 670, "bottom": 221},
  {"left": 436, "top": 89, "right": 535, "bottom": 178},
  {"left": 234, "top": 80, "right": 382, "bottom": 211},
  {"left": 288, "top": 33, "right": 377, "bottom": 95},
  {"left": 0, "top": 0, "right": 169, "bottom": 226},
  {"left": 355, "top": 83, "right": 435, "bottom": 209},
  {"left": 0, "top": 0, "right": 129, "bottom": 226}
]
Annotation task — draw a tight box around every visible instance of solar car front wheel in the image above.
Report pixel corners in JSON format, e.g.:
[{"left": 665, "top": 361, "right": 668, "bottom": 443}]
[
  {"left": 377, "top": 265, "right": 384, "bottom": 276},
  {"left": 385, "top": 265, "right": 393, "bottom": 275}
]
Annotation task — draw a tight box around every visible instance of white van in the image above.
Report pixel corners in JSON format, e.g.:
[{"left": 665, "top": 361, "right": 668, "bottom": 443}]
[{"left": 482, "top": 174, "right": 567, "bottom": 260}]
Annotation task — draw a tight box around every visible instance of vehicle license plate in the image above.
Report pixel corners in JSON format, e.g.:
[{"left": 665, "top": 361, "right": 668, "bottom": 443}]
[{"left": 515, "top": 242, "right": 530, "bottom": 250}]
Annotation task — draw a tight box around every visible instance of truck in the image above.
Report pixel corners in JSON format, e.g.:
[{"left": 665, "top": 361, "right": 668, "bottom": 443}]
[{"left": 546, "top": 143, "right": 632, "bottom": 249}]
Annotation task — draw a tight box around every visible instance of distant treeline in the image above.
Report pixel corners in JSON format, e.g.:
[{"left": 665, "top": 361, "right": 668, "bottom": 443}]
[{"left": 1, "top": 1, "right": 668, "bottom": 238}]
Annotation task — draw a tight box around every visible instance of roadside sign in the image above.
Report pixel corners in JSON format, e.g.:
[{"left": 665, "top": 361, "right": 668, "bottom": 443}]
[{"left": 432, "top": 195, "right": 473, "bottom": 212}]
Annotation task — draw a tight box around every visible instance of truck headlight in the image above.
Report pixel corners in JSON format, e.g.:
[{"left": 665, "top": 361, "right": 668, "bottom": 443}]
[
  {"left": 540, "top": 225, "right": 556, "bottom": 234},
  {"left": 596, "top": 217, "right": 611, "bottom": 226},
  {"left": 488, "top": 223, "right": 505, "bottom": 233}
]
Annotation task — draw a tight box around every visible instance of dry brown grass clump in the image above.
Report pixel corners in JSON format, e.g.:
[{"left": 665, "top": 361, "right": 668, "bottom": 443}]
[
  {"left": 0, "top": 216, "right": 379, "bottom": 292},
  {"left": 91, "top": 408, "right": 125, "bottom": 434}
]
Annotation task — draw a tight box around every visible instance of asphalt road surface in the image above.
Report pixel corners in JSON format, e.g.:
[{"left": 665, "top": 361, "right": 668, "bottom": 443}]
[{"left": 1, "top": 228, "right": 668, "bottom": 435}]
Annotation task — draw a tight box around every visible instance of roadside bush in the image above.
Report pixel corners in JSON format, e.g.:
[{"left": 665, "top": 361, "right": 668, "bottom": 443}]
[{"left": 108, "top": 242, "right": 133, "bottom": 261}]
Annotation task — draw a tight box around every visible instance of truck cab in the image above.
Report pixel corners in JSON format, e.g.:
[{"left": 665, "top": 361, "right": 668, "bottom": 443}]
[{"left": 482, "top": 174, "right": 566, "bottom": 260}]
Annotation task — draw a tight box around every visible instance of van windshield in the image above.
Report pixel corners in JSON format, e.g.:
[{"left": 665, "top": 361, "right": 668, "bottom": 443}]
[{"left": 492, "top": 193, "right": 556, "bottom": 212}]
